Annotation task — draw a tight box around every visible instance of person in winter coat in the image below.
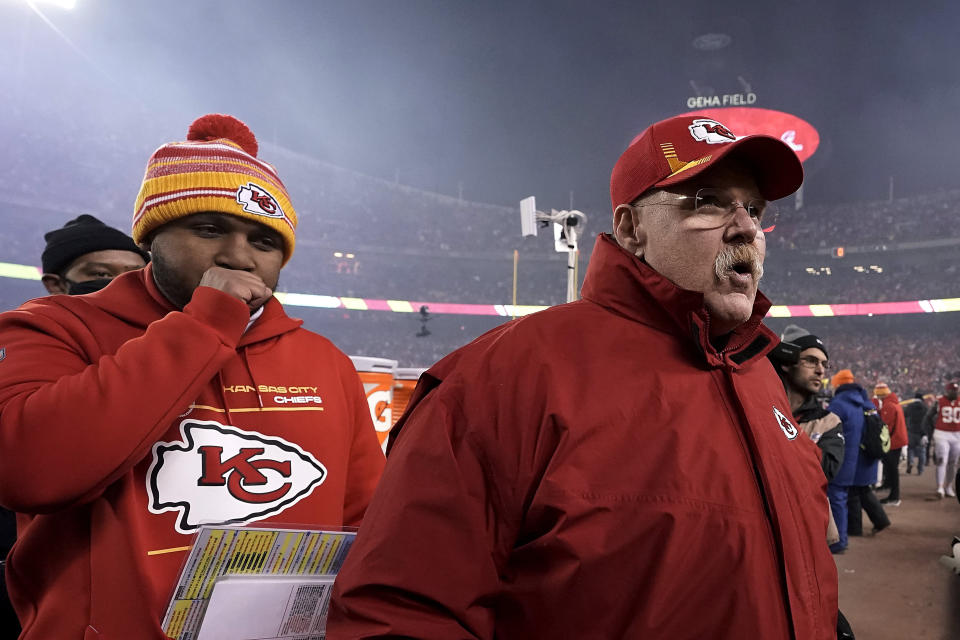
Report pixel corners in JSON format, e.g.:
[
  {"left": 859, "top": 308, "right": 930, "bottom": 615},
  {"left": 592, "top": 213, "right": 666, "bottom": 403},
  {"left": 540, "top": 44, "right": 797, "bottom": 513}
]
[
  {"left": 329, "top": 114, "right": 840, "bottom": 640},
  {"left": 903, "top": 393, "right": 930, "bottom": 475},
  {"left": 1, "top": 216, "right": 151, "bottom": 638},
  {"left": 874, "top": 382, "right": 907, "bottom": 505},
  {"left": 40, "top": 214, "right": 150, "bottom": 296},
  {"left": 768, "top": 325, "right": 842, "bottom": 545},
  {"left": 0, "top": 115, "right": 386, "bottom": 639},
  {"left": 771, "top": 326, "right": 844, "bottom": 478},
  {"left": 828, "top": 369, "right": 890, "bottom": 554}
]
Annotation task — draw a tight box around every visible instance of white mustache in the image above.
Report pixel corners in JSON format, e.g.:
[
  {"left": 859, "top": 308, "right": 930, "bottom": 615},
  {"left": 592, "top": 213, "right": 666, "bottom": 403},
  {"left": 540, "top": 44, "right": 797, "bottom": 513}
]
[{"left": 715, "top": 244, "right": 764, "bottom": 281}]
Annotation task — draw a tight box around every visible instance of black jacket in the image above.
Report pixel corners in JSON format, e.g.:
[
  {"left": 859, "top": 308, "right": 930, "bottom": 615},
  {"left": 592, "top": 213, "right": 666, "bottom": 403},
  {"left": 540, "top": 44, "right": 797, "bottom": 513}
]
[
  {"left": 794, "top": 396, "right": 845, "bottom": 482},
  {"left": 902, "top": 398, "right": 929, "bottom": 446}
]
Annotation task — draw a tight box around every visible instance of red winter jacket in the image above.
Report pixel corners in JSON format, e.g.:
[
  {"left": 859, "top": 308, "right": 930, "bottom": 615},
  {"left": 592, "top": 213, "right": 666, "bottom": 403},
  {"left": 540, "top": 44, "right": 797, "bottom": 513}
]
[
  {"left": 329, "top": 234, "right": 838, "bottom": 640},
  {"left": 876, "top": 393, "right": 908, "bottom": 450},
  {"left": 0, "top": 266, "right": 384, "bottom": 639}
]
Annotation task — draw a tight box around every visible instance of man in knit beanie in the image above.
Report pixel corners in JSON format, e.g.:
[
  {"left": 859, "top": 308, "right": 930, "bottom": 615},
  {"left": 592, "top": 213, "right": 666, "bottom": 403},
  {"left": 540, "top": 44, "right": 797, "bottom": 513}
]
[
  {"left": 768, "top": 325, "right": 843, "bottom": 546},
  {"left": 40, "top": 214, "right": 149, "bottom": 295},
  {"left": 828, "top": 369, "right": 890, "bottom": 553},
  {"left": 0, "top": 214, "right": 150, "bottom": 637},
  {"left": 873, "top": 382, "right": 907, "bottom": 505},
  {"left": 0, "top": 114, "right": 385, "bottom": 639},
  {"left": 130, "top": 113, "right": 299, "bottom": 311}
]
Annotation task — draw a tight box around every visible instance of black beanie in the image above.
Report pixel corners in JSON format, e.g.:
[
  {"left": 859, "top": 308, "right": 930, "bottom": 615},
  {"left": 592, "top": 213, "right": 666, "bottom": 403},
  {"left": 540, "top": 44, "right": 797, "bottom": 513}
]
[
  {"left": 779, "top": 324, "right": 829, "bottom": 360},
  {"left": 41, "top": 215, "right": 149, "bottom": 275},
  {"left": 792, "top": 334, "right": 828, "bottom": 359}
]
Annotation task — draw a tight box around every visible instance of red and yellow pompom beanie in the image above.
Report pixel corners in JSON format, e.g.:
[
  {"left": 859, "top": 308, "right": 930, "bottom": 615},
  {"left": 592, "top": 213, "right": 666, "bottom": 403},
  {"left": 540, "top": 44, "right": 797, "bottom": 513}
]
[{"left": 132, "top": 114, "right": 297, "bottom": 264}]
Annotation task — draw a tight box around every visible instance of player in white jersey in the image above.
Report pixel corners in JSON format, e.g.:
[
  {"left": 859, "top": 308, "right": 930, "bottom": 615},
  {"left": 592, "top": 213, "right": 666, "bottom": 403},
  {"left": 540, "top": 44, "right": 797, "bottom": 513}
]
[{"left": 929, "top": 381, "right": 960, "bottom": 499}]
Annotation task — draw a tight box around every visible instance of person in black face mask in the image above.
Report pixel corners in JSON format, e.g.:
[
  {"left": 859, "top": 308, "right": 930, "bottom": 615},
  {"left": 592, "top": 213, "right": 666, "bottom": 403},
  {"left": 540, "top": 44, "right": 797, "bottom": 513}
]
[
  {"left": 0, "top": 214, "right": 152, "bottom": 634},
  {"left": 41, "top": 214, "right": 150, "bottom": 295}
]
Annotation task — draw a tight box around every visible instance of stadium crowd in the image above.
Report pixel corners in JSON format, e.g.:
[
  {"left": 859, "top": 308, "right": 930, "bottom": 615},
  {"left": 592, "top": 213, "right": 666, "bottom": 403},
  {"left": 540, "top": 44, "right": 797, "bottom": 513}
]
[
  {"left": 0, "top": 127, "right": 957, "bottom": 395},
  {"left": 301, "top": 307, "right": 959, "bottom": 403},
  {"left": 823, "top": 328, "right": 960, "bottom": 398},
  {"left": 771, "top": 190, "right": 960, "bottom": 249}
]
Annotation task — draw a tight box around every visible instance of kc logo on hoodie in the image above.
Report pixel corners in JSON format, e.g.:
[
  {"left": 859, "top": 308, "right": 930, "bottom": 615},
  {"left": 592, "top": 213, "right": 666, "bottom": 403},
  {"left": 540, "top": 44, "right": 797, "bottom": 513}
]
[{"left": 147, "top": 420, "right": 327, "bottom": 534}]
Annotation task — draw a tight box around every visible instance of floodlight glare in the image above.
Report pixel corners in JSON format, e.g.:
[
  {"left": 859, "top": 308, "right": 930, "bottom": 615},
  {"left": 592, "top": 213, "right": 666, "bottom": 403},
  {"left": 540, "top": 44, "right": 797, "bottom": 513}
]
[{"left": 24, "top": 0, "right": 76, "bottom": 10}]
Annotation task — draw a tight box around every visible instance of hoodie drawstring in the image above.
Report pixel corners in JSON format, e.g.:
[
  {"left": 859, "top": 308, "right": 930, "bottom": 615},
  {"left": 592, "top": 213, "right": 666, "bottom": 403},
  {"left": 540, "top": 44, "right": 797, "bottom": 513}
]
[
  {"left": 242, "top": 349, "right": 264, "bottom": 410},
  {"left": 216, "top": 371, "right": 234, "bottom": 426}
]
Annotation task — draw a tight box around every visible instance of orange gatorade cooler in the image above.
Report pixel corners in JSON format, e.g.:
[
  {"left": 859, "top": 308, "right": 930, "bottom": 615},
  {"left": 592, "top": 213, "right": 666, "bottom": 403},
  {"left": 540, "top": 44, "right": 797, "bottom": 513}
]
[
  {"left": 349, "top": 356, "right": 398, "bottom": 453},
  {"left": 392, "top": 368, "right": 427, "bottom": 427}
]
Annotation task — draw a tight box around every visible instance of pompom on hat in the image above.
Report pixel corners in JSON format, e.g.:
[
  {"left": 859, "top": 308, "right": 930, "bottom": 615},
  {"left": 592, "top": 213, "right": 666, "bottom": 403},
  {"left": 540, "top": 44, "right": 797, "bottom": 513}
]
[
  {"left": 831, "top": 369, "right": 855, "bottom": 388},
  {"left": 132, "top": 114, "right": 297, "bottom": 264}
]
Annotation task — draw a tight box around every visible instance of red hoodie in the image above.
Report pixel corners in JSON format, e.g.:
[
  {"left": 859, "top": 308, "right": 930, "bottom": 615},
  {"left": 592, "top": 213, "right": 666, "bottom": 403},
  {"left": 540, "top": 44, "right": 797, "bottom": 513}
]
[
  {"left": 329, "top": 234, "right": 838, "bottom": 640},
  {"left": 0, "top": 266, "right": 384, "bottom": 639}
]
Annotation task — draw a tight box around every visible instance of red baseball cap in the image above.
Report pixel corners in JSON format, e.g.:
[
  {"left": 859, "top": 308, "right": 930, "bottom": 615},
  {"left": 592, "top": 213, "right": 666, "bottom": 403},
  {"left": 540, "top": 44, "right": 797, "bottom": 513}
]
[{"left": 610, "top": 114, "right": 804, "bottom": 211}]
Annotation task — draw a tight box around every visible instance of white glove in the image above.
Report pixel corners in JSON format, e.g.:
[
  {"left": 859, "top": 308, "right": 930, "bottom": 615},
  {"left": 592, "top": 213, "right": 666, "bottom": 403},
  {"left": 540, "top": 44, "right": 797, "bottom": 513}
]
[{"left": 939, "top": 539, "right": 960, "bottom": 575}]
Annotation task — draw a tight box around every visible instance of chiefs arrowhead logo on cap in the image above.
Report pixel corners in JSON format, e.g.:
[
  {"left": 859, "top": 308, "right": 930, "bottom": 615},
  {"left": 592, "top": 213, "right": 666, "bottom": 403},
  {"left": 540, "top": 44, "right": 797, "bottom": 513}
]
[
  {"left": 236, "top": 182, "right": 286, "bottom": 219},
  {"left": 688, "top": 118, "right": 738, "bottom": 144},
  {"left": 147, "top": 420, "right": 327, "bottom": 534}
]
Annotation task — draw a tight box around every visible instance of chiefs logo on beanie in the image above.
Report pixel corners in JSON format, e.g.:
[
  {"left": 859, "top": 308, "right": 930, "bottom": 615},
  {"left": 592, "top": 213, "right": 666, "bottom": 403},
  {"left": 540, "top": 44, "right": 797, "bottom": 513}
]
[{"left": 132, "top": 114, "right": 297, "bottom": 264}]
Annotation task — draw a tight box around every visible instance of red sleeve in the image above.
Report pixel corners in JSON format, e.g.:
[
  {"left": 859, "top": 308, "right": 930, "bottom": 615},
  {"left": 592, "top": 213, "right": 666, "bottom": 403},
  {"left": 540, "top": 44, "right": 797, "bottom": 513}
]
[
  {"left": 892, "top": 404, "right": 907, "bottom": 446},
  {"left": 0, "top": 287, "right": 249, "bottom": 513},
  {"left": 341, "top": 367, "right": 385, "bottom": 527},
  {"left": 329, "top": 382, "right": 523, "bottom": 640}
]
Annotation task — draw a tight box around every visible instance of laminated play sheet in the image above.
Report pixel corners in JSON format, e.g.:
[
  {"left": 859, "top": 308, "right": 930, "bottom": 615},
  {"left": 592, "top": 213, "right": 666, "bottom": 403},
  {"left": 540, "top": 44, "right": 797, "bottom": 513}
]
[
  {"left": 196, "top": 575, "right": 335, "bottom": 640},
  {"left": 161, "top": 525, "right": 355, "bottom": 640}
]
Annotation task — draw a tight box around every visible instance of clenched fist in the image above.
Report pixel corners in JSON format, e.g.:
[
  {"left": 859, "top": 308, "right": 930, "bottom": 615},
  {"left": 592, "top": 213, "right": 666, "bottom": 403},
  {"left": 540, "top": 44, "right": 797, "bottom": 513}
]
[{"left": 198, "top": 267, "right": 273, "bottom": 311}]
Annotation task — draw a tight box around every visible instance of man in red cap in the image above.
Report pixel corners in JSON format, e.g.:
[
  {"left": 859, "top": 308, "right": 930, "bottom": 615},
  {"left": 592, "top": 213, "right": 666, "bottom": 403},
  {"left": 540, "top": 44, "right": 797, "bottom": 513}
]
[
  {"left": 930, "top": 381, "right": 960, "bottom": 499},
  {"left": 329, "top": 115, "right": 839, "bottom": 639}
]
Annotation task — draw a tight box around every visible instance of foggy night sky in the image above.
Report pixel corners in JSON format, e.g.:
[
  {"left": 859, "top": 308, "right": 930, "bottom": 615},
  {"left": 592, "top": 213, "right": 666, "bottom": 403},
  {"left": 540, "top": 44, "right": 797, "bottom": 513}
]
[{"left": 2, "top": 0, "right": 958, "bottom": 216}]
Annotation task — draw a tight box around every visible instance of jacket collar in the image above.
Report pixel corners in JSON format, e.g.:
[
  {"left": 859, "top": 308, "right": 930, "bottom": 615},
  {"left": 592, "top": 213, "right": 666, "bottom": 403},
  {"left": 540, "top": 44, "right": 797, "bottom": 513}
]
[
  {"left": 834, "top": 383, "right": 869, "bottom": 404},
  {"left": 794, "top": 394, "right": 827, "bottom": 421},
  {"left": 579, "top": 234, "right": 776, "bottom": 369}
]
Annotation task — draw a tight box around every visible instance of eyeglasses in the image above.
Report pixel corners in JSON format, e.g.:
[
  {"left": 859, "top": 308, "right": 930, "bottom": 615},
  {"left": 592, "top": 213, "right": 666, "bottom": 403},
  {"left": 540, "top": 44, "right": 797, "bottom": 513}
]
[
  {"left": 798, "top": 355, "right": 829, "bottom": 372},
  {"left": 644, "top": 187, "right": 779, "bottom": 233}
]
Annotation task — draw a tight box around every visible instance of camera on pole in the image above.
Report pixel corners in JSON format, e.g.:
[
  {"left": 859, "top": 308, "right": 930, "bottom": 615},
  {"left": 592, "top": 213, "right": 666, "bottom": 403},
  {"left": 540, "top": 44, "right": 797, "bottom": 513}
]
[{"left": 519, "top": 196, "right": 587, "bottom": 303}]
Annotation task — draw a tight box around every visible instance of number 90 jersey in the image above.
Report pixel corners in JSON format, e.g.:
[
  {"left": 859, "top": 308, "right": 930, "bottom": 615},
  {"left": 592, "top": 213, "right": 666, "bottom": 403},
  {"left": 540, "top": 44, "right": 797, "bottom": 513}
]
[{"left": 935, "top": 396, "right": 960, "bottom": 432}]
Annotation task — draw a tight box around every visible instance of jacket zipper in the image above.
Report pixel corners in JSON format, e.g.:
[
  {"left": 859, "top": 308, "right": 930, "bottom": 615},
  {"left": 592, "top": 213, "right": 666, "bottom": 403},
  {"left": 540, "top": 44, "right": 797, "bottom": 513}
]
[{"left": 715, "top": 367, "right": 799, "bottom": 640}]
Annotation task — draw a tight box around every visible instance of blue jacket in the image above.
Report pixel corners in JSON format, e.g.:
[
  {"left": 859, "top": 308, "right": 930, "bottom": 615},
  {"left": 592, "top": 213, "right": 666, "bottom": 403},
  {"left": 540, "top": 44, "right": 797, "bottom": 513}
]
[{"left": 828, "top": 383, "right": 880, "bottom": 486}]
